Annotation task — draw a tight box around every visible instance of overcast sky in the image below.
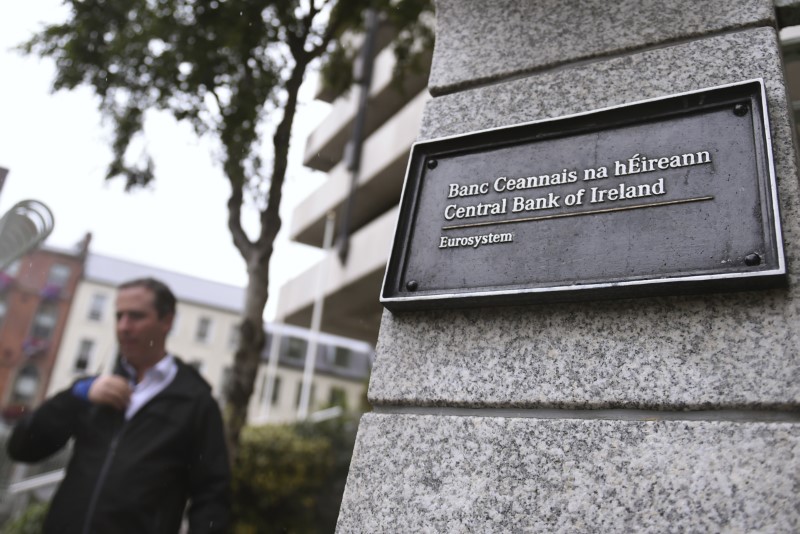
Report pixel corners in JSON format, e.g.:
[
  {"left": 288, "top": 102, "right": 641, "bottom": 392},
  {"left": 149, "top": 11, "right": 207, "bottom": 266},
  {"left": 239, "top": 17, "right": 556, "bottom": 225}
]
[{"left": 0, "top": 3, "right": 328, "bottom": 319}]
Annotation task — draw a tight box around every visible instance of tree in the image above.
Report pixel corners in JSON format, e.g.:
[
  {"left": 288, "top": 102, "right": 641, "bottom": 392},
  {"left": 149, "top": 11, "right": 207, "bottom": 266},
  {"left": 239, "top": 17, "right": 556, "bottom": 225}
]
[{"left": 22, "top": 0, "right": 433, "bottom": 461}]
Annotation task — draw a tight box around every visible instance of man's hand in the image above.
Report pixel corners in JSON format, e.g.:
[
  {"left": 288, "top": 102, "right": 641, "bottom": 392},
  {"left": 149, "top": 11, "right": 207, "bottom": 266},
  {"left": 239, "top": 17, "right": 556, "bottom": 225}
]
[{"left": 88, "top": 375, "right": 132, "bottom": 411}]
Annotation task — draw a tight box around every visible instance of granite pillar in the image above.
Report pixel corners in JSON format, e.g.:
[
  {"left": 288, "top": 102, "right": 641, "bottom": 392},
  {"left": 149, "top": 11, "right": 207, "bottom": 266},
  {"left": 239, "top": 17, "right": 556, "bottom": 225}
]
[{"left": 338, "top": 1, "right": 800, "bottom": 532}]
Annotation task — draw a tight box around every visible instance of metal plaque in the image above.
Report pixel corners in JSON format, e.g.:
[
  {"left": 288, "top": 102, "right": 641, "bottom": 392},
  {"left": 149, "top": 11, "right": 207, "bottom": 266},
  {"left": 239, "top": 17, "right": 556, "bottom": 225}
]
[{"left": 381, "top": 79, "right": 786, "bottom": 311}]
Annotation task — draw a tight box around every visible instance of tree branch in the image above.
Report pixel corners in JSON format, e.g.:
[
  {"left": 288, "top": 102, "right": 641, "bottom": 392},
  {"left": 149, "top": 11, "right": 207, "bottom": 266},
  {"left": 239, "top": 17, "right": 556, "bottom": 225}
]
[
  {"left": 227, "top": 181, "right": 253, "bottom": 258},
  {"left": 257, "top": 56, "right": 309, "bottom": 252},
  {"left": 310, "top": 3, "right": 351, "bottom": 57}
]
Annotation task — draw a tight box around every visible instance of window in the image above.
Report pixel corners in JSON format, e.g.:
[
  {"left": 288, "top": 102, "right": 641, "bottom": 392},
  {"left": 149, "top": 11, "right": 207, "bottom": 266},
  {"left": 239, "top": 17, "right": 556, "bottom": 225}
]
[
  {"left": 329, "top": 387, "right": 347, "bottom": 408},
  {"left": 271, "top": 376, "right": 281, "bottom": 406},
  {"left": 285, "top": 337, "right": 307, "bottom": 359},
  {"left": 47, "top": 263, "right": 72, "bottom": 288},
  {"left": 333, "top": 347, "right": 352, "bottom": 368},
  {"left": 74, "top": 339, "right": 94, "bottom": 372},
  {"left": 195, "top": 316, "right": 212, "bottom": 343},
  {"left": 11, "top": 365, "right": 39, "bottom": 404},
  {"left": 258, "top": 374, "right": 282, "bottom": 406},
  {"left": 30, "top": 303, "right": 58, "bottom": 340},
  {"left": 87, "top": 293, "right": 107, "bottom": 321}
]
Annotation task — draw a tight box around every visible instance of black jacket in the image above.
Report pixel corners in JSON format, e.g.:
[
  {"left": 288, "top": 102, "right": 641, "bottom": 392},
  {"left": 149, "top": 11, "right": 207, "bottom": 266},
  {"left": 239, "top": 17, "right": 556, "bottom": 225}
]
[{"left": 7, "top": 358, "right": 231, "bottom": 534}]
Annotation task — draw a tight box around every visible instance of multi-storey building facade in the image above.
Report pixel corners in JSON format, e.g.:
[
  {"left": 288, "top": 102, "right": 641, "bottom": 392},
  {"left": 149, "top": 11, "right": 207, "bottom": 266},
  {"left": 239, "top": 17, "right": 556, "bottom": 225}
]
[
  {"left": 47, "top": 253, "right": 373, "bottom": 424},
  {"left": 0, "top": 236, "right": 89, "bottom": 419},
  {"left": 275, "top": 26, "right": 432, "bottom": 344}
]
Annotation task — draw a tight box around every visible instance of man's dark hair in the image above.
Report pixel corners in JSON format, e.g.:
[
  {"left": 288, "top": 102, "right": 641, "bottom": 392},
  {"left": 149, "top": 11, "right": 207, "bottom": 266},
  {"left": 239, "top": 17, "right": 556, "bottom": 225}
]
[{"left": 118, "top": 277, "right": 176, "bottom": 318}]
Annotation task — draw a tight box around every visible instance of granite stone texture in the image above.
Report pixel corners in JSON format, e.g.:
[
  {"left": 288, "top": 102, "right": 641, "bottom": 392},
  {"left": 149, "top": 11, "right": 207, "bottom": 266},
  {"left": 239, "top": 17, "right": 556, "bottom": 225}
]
[
  {"left": 369, "top": 28, "right": 800, "bottom": 411},
  {"left": 343, "top": 6, "right": 800, "bottom": 534},
  {"left": 337, "top": 414, "right": 800, "bottom": 533},
  {"left": 430, "top": 0, "right": 775, "bottom": 96}
]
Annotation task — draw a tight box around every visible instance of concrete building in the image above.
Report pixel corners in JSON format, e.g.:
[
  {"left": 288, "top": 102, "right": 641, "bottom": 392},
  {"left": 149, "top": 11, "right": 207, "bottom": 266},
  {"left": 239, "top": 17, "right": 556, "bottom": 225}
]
[
  {"left": 275, "top": 23, "right": 432, "bottom": 344},
  {"left": 47, "top": 253, "right": 373, "bottom": 424},
  {"left": 0, "top": 238, "right": 89, "bottom": 418}
]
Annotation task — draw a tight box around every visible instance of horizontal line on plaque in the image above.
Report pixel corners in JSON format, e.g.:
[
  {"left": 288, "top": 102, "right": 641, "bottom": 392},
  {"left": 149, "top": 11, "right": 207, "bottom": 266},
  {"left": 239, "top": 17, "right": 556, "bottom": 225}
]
[{"left": 441, "top": 196, "right": 715, "bottom": 231}]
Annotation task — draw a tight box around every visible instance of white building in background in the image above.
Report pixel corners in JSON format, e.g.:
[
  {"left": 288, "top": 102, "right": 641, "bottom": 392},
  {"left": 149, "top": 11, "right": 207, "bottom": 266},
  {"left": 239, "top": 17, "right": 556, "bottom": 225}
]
[
  {"left": 246, "top": 322, "right": 373, "bottom": 424},
  {"left": 48, "top": 253, "right": 373, "bottom": 424},
  {"left": 275, "top": 25, "right": 432, "bottom": 344}
]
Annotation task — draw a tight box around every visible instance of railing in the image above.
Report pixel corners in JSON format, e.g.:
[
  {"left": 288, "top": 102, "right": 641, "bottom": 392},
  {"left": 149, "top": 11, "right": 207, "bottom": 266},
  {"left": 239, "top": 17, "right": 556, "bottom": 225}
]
[
  {"left": 7, "top": 468, "right": 65, "bottom": 494},
  {"left": 0, "top": 422, "right": 69, "bottom": 525}
]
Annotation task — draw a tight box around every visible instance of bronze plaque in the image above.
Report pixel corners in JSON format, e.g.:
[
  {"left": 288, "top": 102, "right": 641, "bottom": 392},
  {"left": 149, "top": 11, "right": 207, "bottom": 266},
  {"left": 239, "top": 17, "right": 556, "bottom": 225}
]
[{"left": 381, "top": 79, "right": 785, "bottom": 311}]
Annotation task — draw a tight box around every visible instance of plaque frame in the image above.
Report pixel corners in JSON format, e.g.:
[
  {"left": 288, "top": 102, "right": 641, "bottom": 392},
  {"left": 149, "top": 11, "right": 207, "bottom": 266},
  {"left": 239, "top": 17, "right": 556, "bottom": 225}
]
[{"left": 381, "top": 79, "right": 785, "bottom": 311}]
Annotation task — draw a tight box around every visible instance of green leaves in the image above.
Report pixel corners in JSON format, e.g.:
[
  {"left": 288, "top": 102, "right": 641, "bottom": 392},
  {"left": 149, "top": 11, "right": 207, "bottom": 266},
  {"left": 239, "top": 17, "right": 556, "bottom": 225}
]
[
  {"left": 319, "top": 0, "right": 434, "bottom": 96},
  {"left": 23, "top": 0, "right": 292, "bottom": 190},
  {"left": 1, "top": 501, "right": 50, "bottom": 534},
  {"left": 22, "top": 0, "right": 433, "bottom": 209},
  {"left": 232, "top": 419, "right": 358, "bottom": 533}
]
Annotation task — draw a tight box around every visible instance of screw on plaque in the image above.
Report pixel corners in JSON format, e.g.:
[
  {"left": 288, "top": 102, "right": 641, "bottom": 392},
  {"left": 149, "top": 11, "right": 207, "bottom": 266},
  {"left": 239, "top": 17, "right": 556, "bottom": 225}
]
[
  {"left": 406, "top": 280, "right": 418, "bottom": 291},
  {"left": 734, "top": 103, "right": 749, "bottom": 116},
  {"left": 744, "top": 253, "right": 761, "bottom": 266},
  {"left": 427, "top": 159, "right": 438, "bottom": 170}
]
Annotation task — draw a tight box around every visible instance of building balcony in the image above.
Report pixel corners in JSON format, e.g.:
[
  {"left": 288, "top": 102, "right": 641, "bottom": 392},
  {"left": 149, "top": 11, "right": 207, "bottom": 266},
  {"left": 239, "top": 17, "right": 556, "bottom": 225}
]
[
  {"left": 39, "top": 284, "right": 63, "bottom": 301},
  {"left": 303, "top": 44, "right": 431, "bottom": 172},
  {"left": 277, "top": 207, "right": 400, "bottom": 343},
  {"left": 22, "top": 337, "right": 50, "bottom": 358},
  {"left": 291, "top": 89, "right": 430, "bottom": 248}
]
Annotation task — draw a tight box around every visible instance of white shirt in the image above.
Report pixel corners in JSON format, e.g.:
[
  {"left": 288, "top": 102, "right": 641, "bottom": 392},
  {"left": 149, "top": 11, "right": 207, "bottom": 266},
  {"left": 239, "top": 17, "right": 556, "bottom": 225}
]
[{"left": 121, "top": 354, "right": 178, "bottom": 420}]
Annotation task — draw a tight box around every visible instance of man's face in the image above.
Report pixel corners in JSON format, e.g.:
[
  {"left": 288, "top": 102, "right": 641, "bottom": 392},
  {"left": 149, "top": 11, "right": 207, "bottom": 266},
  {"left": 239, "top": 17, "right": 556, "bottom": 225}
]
[{"left": 115, "top": 286, "right": 173, "bottom": 369}]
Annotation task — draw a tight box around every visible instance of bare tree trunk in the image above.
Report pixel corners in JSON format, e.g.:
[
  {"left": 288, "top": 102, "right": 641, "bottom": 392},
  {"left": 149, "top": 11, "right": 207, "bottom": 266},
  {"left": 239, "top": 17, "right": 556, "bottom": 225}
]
[
  {"left": 222, "top": 51, "right": 314, "bottom": 464},
  {"left": 225, "top": 254, "right": 272, "bottom": 462}
]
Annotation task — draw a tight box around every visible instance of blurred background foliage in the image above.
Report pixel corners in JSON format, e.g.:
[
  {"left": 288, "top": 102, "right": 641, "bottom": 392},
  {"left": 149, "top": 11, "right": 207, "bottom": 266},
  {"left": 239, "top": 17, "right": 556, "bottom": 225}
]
[
  {"left": 1, "top": 502, "right": 48, "bottom": 534},
  {"left": 232, "top": 415, "right": 360, "bottom": 533}
]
